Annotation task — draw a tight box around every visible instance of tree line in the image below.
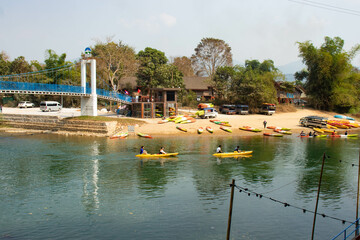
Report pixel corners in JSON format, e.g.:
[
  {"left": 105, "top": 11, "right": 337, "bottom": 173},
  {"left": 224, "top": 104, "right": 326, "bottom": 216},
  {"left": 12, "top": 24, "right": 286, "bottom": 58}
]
[{"left": 1, "top": 36, "right": 360, "bottom": 113}]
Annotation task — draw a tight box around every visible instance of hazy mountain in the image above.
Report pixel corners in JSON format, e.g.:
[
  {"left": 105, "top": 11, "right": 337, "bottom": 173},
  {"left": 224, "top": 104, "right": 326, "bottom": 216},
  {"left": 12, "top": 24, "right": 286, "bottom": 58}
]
[{"left": 277, "top": 60, "right": 305, "bottom": 74}]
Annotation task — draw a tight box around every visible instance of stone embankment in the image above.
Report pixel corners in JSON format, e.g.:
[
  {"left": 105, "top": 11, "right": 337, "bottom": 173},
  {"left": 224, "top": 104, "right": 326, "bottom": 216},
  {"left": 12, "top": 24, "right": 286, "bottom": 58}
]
[{"left": 1, "top": 114, "right": 117, "bottom": 136}]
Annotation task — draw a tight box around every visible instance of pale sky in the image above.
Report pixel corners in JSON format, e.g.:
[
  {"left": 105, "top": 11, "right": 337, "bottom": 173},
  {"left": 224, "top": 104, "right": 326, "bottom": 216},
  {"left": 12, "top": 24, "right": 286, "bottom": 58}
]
[{"left": 1, "top": 0, "right": 360, "bottom": 69}]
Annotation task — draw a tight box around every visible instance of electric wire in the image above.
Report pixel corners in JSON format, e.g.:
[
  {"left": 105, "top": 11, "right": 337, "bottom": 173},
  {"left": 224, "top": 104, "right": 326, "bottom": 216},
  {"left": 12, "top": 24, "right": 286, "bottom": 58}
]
[
  {"left": 233, "top": 184, "right": 352, "bottom": 224},
  {"left": 288, "top": 0, "right": 360, "bottom": 17}
]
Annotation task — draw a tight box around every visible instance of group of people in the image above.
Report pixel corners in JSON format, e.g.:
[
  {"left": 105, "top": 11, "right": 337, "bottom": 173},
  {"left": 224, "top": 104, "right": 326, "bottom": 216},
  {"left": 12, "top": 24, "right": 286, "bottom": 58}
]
[
  {"left": 300, "top": 131, "right": 318, "bottom": 137},
  {"left": 216, "top": 145, "right": 242, "bottom": 153},
  {"left": 300, "top": 130, "right": 348, "bottom": 136},
  {"left": 140, "top": 146, "right": 166, "bottom": 155}
]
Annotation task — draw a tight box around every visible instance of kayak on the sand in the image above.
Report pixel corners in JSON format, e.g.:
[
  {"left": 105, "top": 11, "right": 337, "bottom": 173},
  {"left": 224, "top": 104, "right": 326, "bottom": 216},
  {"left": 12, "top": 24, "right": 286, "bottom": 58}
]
[
  {"left": 110, "top": 132, "right": 128, "bottom": 139},
  {"left": 197, "top": 127, "right": 204, "bottom": 134},
  {"left": 206, "top": 126, "right": 213, "bottom": 133}
]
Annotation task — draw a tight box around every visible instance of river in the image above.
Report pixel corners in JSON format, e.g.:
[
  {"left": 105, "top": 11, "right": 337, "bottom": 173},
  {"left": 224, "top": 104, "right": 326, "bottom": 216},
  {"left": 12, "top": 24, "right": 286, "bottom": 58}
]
[{"left": 0, "top": 133, "right": 359, "bottom": 239}]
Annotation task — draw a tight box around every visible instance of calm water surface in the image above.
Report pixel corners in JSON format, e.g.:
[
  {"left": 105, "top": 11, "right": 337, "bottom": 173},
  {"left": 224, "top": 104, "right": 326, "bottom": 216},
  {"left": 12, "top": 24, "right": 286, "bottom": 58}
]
[{"left": 0, "top": 133, "right": 359, "bottom": 239}]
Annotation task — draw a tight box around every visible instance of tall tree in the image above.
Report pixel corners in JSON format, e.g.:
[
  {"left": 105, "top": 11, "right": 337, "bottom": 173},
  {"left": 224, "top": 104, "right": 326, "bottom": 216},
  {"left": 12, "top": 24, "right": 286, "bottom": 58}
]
[
  {"left": 212, "top": 60, "right": 278, "bottom": 110},
  {"left": 92, "top": 39, "right": 137, "bottom": 92},
  {"left": 136, "top": 47, "right": 168, "bottom": 91},
  {"left": 10, "top": 56, "right": 32, "bottom": 74},
  {"left": 212, "top": 66, "right": 234, "bottom": 101},
  {"left": 44, "top": 49, "right": 67, "bottom": 70},
  {"left": 0, "top": 51, "right": 11, "bottom": 75},
  {"left": 171, "top": 56, "right": 195, "bottom": 77},
  {"left": 297, "top": 36, "right": 360, "bottom": 111},
  {"left": 191, "top": 38, "right": 232, "bottom": 79},
  {"left": 154, "top": 64, "right": 184, "bottom": 88}
]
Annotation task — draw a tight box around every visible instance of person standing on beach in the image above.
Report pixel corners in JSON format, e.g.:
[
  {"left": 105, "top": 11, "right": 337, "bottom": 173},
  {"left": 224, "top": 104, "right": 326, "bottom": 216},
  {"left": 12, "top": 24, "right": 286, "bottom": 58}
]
[{"left": 263, "top": 120, "right": 267, "bottom": 128}]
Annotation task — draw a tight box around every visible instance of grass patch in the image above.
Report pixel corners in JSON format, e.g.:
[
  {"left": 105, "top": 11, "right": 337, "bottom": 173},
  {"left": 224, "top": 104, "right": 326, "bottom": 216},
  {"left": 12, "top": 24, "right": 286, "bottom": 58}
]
[
  {"left": 65, "top": 116, "right": 146, "bottom": 125},
  {"left": 276, "top": 104, "right": 297, "bottom": 113}
]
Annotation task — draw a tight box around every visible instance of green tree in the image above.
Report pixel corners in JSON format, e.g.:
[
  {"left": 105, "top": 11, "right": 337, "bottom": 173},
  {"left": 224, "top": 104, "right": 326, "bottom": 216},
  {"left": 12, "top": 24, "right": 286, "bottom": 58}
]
[
  {"left": 212, "top": 59, "right": 278, "bottom": 111},
  {"left": 44, "top": 49, "right": 67, "bottom": 69},
  {"left": 10, "top": 56, "right": 31, "bottom": 74},
  {"left": 154, "top": 64, "right": 184, "bottom": 88},
  {"left": 294, "top": 69, "right": 308, "bottom": 86},
  {"left": 212, "top": 66, "right": 234, "bottom": 101},
  {"left": 43, "top": 49, "right": 71, "bottom": 84},
  {"left": 0, "top": 51, "right": 11, "bottom": 75},
  {"left": 136, "top": 47, "right": 168, "bottom": 91},
  {"left": 297, "top": 36, "right": 360, "bottom": 111},
  {"left": 191, "top": 38, "right": 232, "bottom": 79},
  {"left": 92, "top": 39, "right": 137, "bottom": 92}
]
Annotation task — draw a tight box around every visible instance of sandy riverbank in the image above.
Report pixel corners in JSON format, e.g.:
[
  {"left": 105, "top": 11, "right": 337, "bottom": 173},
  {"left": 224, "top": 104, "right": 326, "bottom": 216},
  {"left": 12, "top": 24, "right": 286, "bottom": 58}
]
[
  {"left": 134, "top": 108, "right": 357, "bottom": 137},
  {"left": 1, "top": 107, "right": 357, "bottom": 137}
]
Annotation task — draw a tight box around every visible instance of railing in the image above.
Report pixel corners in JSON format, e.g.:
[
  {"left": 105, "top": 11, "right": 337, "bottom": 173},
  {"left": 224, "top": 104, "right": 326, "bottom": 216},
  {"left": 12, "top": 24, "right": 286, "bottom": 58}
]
[
  {"left": 95, "top": 88, "right": 132, "bottom": 102},
  {"left": 0, "top": 80, "right": 84, "bottom": 93},
  {"left": 331, "top": 218, "right": 360, "bottom": 240},
  {"left": 0, "top": 81, "right": 132, "bottom": 103}
]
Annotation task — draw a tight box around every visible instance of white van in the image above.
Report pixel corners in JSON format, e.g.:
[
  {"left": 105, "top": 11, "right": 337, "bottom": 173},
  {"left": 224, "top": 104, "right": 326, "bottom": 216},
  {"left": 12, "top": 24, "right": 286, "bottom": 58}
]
[{"left": 40, "top": 101, "right": 62, "bottom": 112}]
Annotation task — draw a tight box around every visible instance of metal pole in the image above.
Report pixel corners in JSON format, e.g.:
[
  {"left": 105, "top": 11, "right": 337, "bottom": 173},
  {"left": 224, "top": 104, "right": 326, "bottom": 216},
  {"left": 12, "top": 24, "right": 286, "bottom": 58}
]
[
  {"left": 356, "top": 149, "right": 360, "bottom": 237},
  {"left": 311, "top": 153, "right": 326, "bottom": 240},
  {"left": 227, "top": 179, "right": 235, "bottom": 240}
]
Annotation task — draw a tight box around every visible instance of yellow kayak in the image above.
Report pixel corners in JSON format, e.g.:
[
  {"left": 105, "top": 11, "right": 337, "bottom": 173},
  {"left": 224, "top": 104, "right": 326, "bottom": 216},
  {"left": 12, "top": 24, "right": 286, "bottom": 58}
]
[
  {"left": 136, "top": 153, "right": 179, "bottom": 158},
  {"left": 213, "top": 151, "right": 253, "bottom": 157},
  {"left": 313, "top": 128, "right": 324, "bottom": 133}
]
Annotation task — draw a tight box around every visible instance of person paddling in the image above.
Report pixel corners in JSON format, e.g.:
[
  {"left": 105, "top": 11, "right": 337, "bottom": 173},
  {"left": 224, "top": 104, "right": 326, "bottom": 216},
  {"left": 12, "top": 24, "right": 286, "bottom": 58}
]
[
  {"left": 140, "top": 146, "right": 147, "bottom": 155},
  {"left": 234, "top": 146, "right": 241, "bottom": 153},
  {"left": 216, "top": 145, "right": 222, "bottom": 153},
  {"left": 159, "top": 147, "right": 166, "bottom": 154}
]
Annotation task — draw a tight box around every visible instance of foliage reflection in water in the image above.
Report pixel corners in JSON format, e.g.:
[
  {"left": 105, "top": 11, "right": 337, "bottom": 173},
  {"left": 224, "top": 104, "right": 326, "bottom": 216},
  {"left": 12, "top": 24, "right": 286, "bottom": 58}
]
[{"left": 0, "top": 133, "right": 359, "bottom": 239}]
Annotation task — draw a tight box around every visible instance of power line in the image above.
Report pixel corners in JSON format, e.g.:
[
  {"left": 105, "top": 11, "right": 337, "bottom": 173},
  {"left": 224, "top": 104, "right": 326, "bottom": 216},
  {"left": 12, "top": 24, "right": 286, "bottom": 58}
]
[
  {"left": 289, "top": 0, "right": 360, "bottom": 17},
  {"left": 233, "top": 184, "right": 352, "bottom": 224}
]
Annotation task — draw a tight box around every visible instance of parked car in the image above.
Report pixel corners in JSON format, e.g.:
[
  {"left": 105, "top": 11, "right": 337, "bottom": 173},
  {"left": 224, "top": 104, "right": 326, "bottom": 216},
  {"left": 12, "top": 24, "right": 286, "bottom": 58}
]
[
  {"left": 219, "top": 104, "right": 236, "bottom": 114},
  {"left": 40, "top": 101, "right": 62, "bottom": 112},
  {"left": 235, "top": 105, "right": 249, "bottom": 115},
  {"left": 199, "top": 107, "right": 218, "bottom": 119},
  {"left": 299, "top": 116, "right": 328, "bottom": 128},
  {"left": 18, "top": 101, "right": 35, "bottom": 108},
  {"left": 260, "top": 103, "right": 276, "bottom": 115}
]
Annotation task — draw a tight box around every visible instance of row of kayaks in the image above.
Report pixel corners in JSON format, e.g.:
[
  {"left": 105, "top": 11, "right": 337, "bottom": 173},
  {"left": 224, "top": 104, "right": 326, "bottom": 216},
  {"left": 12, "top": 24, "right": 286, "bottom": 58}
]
[
  {"left": 299, "top": 134, "right": 358, "bottom": 138},
  {"left": 135, "top": 151, "right": 253, "bottom": 158}
]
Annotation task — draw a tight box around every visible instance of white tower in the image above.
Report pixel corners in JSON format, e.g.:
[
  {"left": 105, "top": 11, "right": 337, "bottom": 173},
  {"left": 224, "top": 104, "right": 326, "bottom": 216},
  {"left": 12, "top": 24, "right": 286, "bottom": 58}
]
[{"left": 80, "top": 59, "right": 98, "bottom": 116}]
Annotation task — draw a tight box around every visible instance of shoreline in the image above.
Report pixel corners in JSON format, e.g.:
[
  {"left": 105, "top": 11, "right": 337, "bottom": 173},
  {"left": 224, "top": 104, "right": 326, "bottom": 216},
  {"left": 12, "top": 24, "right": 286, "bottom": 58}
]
[{"left": 0, "top": 108, "right": 357, "bottom": 137}]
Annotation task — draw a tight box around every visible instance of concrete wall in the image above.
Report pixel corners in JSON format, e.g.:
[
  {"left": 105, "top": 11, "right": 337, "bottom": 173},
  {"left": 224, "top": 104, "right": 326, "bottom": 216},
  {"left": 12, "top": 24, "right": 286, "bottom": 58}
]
[{"left": 1, "top": 114, "right": 117, "bottom": 135}]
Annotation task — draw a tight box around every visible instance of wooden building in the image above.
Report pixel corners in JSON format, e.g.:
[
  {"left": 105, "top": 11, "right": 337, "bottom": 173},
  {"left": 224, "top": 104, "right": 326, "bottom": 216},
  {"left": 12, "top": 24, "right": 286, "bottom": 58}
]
[{"left": 131, "top": 88, "right": 180, "bottom": 118}]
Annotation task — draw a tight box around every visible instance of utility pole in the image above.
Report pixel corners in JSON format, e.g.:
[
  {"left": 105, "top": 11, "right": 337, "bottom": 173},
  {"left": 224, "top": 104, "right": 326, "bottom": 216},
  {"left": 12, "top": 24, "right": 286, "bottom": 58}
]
[
  {"left": 356, "top": 150, "right": 360, "bottom": 237},
  {"left": 311, "top": 153, "right": 326, "bottom": 240},
  {"left": 227, "top": 179, "right": 235, "bottom": 240}
]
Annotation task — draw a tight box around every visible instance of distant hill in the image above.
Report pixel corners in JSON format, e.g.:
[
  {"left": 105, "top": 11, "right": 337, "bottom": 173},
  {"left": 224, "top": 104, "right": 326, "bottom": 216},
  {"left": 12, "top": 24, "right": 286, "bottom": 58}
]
[{"left": 277, "top": 60, "right": 305, "bottom": 74}]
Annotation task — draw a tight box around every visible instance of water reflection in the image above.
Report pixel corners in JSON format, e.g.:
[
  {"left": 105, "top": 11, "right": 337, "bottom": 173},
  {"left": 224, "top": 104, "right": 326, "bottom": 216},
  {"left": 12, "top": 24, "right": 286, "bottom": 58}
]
[
  {"left": 81, "top": 141, "right": 100, "bottom": 213},
  {"left": 0, "top": 133, "right": 359, "bottom": 240}
]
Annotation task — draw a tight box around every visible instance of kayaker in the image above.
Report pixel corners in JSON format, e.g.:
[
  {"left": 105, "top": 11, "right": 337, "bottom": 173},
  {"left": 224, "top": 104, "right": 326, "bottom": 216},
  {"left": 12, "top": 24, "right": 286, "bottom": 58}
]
[
  {"left": 309, "top": 131, "right": 312, "bottom": 137},
  {"left": 313, "top": 132, "right": 318, "bottom": 137},
  {"left": 345, "top": 131, "right": 348, "bottom": 135},
  {"left": 234, "top": 146, "right": 241, "bottom": 152},
  {"left": 216, "top": 145, "right": 222, "bottom": 153},
  {"left": 300, "top": 131, "right": 306, "bottom": 136},
  {"left": 332, "top": 130, "right": 336, "bottom": 136},
  {"left": 140, "top": 146, "right": 147, "bottom": 154},
  {"left": 159, "top": 147, "right": 166, "bottom": 154}
]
